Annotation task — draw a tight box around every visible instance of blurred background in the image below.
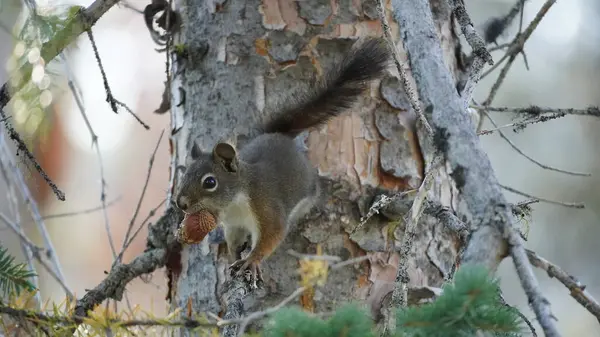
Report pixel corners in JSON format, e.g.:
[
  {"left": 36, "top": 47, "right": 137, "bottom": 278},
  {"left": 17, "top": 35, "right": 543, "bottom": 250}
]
[{"left": 0, "top": 0, "right": 599, "bottom": 335}]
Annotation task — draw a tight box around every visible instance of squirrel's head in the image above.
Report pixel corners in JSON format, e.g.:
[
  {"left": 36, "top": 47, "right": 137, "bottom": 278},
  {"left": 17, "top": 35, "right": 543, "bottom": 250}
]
[{"left": 175, "top": 140, "right": 241, "bottom": 215}]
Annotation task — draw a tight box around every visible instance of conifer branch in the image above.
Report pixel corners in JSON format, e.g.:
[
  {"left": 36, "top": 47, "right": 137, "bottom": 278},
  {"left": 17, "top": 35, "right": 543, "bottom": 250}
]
[{"left": 0, "top": 246, "right": 36, "bottom": 297}]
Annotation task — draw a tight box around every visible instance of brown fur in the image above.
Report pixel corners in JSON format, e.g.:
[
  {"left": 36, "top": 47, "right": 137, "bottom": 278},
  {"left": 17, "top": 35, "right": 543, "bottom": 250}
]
[{"left": 174, "top": 38, "right": 391, "bottom": 285}]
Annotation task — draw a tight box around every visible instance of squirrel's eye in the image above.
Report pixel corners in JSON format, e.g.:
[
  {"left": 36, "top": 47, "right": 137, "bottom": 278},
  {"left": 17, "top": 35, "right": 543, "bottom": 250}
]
[{"left": 202, "top": 176, "right": 217, "bottom": 190}]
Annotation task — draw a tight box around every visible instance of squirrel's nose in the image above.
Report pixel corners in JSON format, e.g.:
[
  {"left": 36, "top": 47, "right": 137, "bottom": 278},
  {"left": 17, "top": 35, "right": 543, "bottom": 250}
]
[{"left": 177, "top": 196, "right": 190, "bottom": 212}]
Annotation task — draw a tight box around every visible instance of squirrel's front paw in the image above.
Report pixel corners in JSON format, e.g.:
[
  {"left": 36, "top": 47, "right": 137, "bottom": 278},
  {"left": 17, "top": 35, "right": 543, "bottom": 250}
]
[{"left": 229, "top": 258, "right": 263, "bottom": 289}]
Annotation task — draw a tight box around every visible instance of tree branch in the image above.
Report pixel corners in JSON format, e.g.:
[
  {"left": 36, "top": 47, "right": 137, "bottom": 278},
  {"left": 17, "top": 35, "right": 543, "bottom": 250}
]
[
  {"left": 73, "top": 248, "right": 168, "bottom": 318},
  {"left": 527, "top": 249, "right": 600, "bottom": 323},
  {"left": 390, "top": 0, "right": 560, "bottom": 336}
]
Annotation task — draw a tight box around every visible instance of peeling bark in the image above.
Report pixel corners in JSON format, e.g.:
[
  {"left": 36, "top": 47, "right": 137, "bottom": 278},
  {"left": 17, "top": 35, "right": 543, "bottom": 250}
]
[{"left": 169, "top": 0, "right": 466, "bottom": 334}]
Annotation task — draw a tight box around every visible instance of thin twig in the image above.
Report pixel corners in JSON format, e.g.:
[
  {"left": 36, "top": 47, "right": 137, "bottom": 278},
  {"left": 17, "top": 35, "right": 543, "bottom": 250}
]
[
  {"left": 65, "top": 61, "right": 117, "bottom": 259},
  {"left": 86, "top": 29, "right": 149, "bottom": 129},
  {"left": 375, "top": 0, "right": 432, "bottom": 135},
  {"left": 500, "top": 184, "right": 585, "bottom": 209},
  {"left": 451, "top": 0, "right": 494, "bottom": 106},
  {"left": 118, "top": 0, "right": 144, "bottom": 14},
  {"left": 0, "top": 109, "right": 65, "bottom": 200},
  {"left": 351, "top": 189, "right": 417, "bottom": 234},
  {"left": 473, "top": 105, "right": 600, "bottom": 118},
  {"left": 0, "top": 134, "right": 70, "bottom": 293},
  {"left": 39, "top": 197, "right": 121, "bottom": 221},
  {"left": 477, "top": 112, "right": 568, "bottom": 136},
  {"left": 390, "top": 155, "right": 441, "bottom": 331},
  {"left": 480, "top": 110, "right": 590, "bottom": 177},
  {"left": 482, "top": 0, "right": 557, "bottom": 105},
  {"left": 527, "top": 249, "right": 600, "bottom": 323},
  {"left": 117, "top": 130, "right": 165, "bottom": 265},
  {"left": 487, "top": 43, "right": 511, "bottom": 53},
  {"left": 122, "top": 198, "right": 167, "bottom": 254},
  {"left": 0, "top": 213, "right": 74, "bottom": 300},
  {"left": 0, "top": 157, "right": 41, "bottom": 307},
  {"left": 0, "top": 304, "right": 217, "bottom": 329}
]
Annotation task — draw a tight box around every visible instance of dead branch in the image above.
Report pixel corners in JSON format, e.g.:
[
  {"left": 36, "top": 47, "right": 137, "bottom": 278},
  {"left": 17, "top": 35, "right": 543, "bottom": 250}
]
[
  {"left": 474, "top": 105, "right": 600, "bottom": 118},
  {"left": 73, "top": 248, "right": 168, "bottom": 318},
  {"left": 479, "top": 109, "right": 590, "bottom": 177},
  {"left": 391, "top": 0, "right": 560, "bottom": 335},
  {"left": 451, "top": 0, "right": 494, "bottom": 106},
  {"left": 527, "top": 249, "right": 600, "bottom": 323},
  {"left": 482, "top": 0, "right": 556, "bottom": 104},
  {"left": 501, "top": 184, "right": 585, "bottom": 209},
  {"left": 117, "top": 130, "right": 165, "bottom": 265}
]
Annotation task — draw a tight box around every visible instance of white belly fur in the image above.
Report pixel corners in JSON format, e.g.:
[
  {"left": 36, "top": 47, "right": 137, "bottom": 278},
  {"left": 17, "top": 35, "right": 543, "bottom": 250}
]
[{"left": 219, "top": 192, "right": 260, "bottom": 248}]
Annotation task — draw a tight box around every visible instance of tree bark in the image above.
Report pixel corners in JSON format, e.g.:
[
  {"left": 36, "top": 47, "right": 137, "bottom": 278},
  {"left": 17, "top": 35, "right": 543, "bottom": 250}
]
[{"left": 168, "top": 0, "right": 467, "bottom": 333}]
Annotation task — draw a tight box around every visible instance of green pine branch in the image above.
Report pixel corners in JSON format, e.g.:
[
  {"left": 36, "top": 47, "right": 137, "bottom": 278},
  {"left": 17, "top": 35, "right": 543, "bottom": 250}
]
[
  {"left": 0, "top": 264, "right": 526, "bottom": 337},
  {"left": 395, "top": 265, "right": 523, "bottom": 337},
  {"left": 261, "top": 265, "right": 524, "bottom": 337},
  {"left": 0, "top": 245, "right": 37, "bottom": 297}
]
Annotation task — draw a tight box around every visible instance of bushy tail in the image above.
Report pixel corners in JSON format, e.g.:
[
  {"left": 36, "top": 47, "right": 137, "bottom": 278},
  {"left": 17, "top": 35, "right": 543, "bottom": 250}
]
[{"left": 260, "top": 38, "right": 391, "bottom": 137}]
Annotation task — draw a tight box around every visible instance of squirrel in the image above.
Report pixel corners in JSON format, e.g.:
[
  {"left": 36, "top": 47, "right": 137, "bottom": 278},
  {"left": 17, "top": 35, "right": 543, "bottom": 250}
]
[{"left": 175, "top": 37, "right": 391, "bottom": 287}]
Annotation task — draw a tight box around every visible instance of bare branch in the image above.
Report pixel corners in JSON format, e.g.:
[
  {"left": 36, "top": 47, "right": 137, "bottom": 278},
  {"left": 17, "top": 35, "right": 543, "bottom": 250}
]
[
  {"left": 0, "top": 304, "right": 217, "bottom": 329},
  {"left": 480, "top": 110, "right": 590, "bottom": 177},
  {"left": 122, "top": 198, "right": 167, "bottom": 254},
  {"left": 87, "top": 30, "right": 150, "bottom": 129},
  {"left": 482, "top": 0, "right": 557, "bottom": 104},
  {"left": 117, "top": 130, "right": 165, "bottom": 264},
  {"left": 351, "top": 189, "right": 416, "bottom": 234},
  {"left": 391, "top": 156, "right": 441, "bottom": 310},
  {"left": 64, "top": 60, "right": 117, "bottom": 259},
  {"left": 0, "top": 110, "right": 65, "bottom": 200},
  {"left": 527, "top": 249, "right": 600, "bottom": 323},
  {"left": 0, "top": 158, "right": 41, "bottom": 306},
  {"left": 375, "top": 0, "right": 432, "bottom": 136},
  {"left": 0, "top": 213, "right": 73, "bottom": 299},
  {"left": 73, "top": 248, "right": 168, "bottom": 318},
  {"left": 390, "top": 0, "right": 560, "bottom": 335},
  {"left": 474, "top": 105, "right": 600, "bottom": 118},
  {"left": 501, "top": 184, "right": 585, "bottom": 209},
  {"left": 39, "top": 197, "right": 121, "bottom": 221},
  {"left": 0, "top": 134, "right": 70, "bottom": 295},
  {"left": 451, "top": 0, "right": 494, "bottom": 106}
]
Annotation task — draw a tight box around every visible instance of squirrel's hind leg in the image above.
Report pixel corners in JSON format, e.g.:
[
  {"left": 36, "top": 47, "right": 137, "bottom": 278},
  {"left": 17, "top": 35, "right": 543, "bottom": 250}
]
[{"left": 224, "top": 225, "right": 250, "bottom": 262}]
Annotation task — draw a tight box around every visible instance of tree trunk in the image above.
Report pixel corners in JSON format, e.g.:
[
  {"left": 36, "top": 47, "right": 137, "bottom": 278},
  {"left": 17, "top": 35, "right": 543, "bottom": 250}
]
[{"left": 168, "top": 0, "right": 466, "bottom": 333}]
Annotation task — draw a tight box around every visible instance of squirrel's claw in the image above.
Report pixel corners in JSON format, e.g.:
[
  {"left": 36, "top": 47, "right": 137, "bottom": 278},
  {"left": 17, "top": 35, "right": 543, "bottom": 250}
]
[{"left": 229, "top": 259, "right": 263, "bottom": 288}]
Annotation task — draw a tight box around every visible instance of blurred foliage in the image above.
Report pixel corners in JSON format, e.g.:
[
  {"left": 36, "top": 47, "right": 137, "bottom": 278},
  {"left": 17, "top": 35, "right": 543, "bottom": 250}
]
[
  {"left": 4, "top": 2, "right": 77, "bottom": 150},
  {"left": 0, "top": 245, "right": 36, "bottom": 298}
]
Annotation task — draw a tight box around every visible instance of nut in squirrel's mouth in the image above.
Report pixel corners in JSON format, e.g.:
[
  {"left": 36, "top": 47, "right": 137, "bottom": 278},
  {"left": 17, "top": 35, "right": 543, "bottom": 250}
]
[{"left": 176, "top": 210, "right": 218, "bottom": 245}]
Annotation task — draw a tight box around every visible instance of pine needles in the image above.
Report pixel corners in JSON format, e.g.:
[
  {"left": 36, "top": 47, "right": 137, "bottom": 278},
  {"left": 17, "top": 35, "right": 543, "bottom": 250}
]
[
  {"left": 396, "top": 266, "right": 524, "bottom": 337},
  {"left": 261, "top": 265, "right": 525, "bottom": 337},
  {"left": 0, "top": 246, "right": 37, "bottom": 297}
]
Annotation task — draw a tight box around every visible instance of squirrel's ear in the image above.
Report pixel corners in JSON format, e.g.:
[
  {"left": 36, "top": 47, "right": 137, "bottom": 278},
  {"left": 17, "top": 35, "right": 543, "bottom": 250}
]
[
  {"left": 190, "top": 141, "right": 202, "bottom": 160},
  {"left": 212, "top": 142, "right": 238, "bottom": 173}
]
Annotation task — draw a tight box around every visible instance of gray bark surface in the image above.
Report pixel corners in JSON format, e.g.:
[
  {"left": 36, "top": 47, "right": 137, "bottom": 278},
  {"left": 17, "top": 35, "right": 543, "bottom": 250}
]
[{"left": 168, "top": 0, "right": 466, "bottom": 333}]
